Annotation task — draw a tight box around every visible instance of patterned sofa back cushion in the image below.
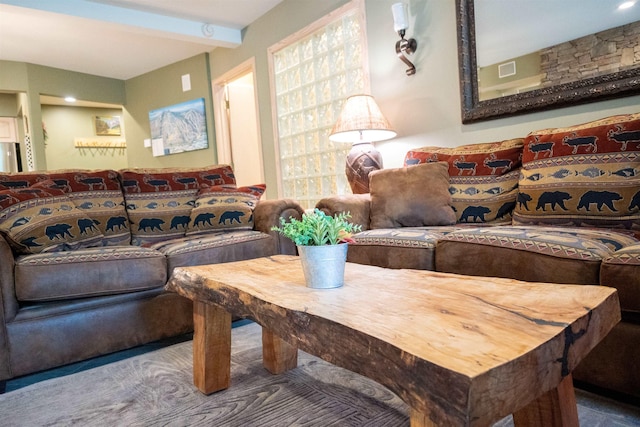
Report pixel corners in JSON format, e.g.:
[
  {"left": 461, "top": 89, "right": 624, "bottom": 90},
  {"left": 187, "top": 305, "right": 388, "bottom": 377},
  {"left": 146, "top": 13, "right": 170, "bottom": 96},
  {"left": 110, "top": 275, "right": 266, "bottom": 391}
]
[
  {"left": 119, "top": 165, "right": 236, "bottom": 245},
  {"left": 0, "top": 169, "right": 129, "bottom": 246},
  {"left": 404, "top": 138, "right": 524, "bottom": 224},
  {"left": 514, "top": 113, "right": 640, "bottom": 231},
  {"left": 0, "top": 187, "right": 104, "bottom": 254}
]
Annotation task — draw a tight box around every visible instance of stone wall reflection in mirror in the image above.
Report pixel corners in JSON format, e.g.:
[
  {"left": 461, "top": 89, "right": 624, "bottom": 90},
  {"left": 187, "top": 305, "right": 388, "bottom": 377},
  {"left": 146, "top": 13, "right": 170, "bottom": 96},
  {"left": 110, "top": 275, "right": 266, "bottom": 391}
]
[{"left": 478, "top": 21, "right": 640, "bottom": 101}]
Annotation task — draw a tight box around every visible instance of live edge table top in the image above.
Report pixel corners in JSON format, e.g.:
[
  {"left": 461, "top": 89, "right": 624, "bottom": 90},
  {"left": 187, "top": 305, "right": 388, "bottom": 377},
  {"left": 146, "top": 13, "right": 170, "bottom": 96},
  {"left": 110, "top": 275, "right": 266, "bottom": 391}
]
[{"left": 167, "top": 255, "right": 620, "bottom": 427}]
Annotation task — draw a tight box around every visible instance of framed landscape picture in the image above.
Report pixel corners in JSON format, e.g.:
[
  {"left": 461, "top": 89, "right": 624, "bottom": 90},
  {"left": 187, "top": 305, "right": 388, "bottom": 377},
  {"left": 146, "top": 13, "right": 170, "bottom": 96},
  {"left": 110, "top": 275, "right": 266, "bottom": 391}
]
[
  {"left": 95, "top": 116, "right": 122, "bottom": 136},
  {"left": 148, "top": 98, "right": 208, "bottom": 156}
]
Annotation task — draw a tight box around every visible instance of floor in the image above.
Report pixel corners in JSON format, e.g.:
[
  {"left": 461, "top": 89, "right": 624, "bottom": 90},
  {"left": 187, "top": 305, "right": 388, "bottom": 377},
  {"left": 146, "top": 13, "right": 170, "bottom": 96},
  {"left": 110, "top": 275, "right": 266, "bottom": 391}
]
[{"left": 4, "top": 319, "right": 640, "bottom": 426}]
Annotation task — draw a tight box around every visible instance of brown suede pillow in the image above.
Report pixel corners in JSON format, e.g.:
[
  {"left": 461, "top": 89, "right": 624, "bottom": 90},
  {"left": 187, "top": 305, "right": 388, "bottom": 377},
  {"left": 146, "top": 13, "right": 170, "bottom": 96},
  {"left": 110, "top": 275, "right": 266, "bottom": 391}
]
[{"left": 369, "top": 162, "right": 456, "bottom": 228}]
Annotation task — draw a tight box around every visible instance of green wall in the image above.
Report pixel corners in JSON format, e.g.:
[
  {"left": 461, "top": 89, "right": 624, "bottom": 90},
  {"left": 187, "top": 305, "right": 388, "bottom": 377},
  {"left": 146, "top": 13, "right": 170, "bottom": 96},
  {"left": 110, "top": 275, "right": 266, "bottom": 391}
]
[
  {"left": 123, "top": 53, "right": 217, "bottom": 168},
  {"left": 0, "top": 60, "right": 125, "bottom": 170},
  {"left": 42, "top": 105, "right": 127, "bottom": 170},
  {"left": 0, "top": 93, "right": 17, "bottom": 116}
]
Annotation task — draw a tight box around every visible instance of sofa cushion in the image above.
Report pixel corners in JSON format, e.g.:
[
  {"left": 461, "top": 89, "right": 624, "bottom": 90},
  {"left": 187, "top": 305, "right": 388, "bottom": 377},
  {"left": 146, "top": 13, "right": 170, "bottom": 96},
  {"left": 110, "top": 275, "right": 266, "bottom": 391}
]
[
  {"left": 348, "top": 226, "right": 461, "bottom": 270},
  {"left": 601, "top": 243, "right": 640, "bottom": 318},
  {"left": 149, "top": 230, "right": 274, "bottom": 272},
  {"left": 405, "top": 139, "right": 524, "bottom": 224},
  {"left": 0, "top": 188, "right": 104, "bottom": 254},
  {"left": 369, "top": 162, "right": 456, "bottom": 228},
  {"left": 120, "top": 165, "right": 236, "bottom": 245},
  {"left": 0, "top": 170, "right": 130, "bottom": 246},
  {"left": 186, "top": 184, "right": 265, "bottom": 235},
  {"left": 14, "top": 246, "right": 167, "bottom": 301},
  {"left": 514, "top": 113, "right": 640, "bottom": 232},
  {"left": 435, "top": 226, "right": 639, "bottom": 285}
]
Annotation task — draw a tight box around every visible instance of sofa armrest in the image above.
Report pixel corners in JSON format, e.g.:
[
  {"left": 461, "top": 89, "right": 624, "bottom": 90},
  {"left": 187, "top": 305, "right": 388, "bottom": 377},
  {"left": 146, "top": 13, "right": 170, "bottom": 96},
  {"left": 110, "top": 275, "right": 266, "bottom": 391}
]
[
  {"left": 254, "top": 199, "right": 305, "bottom": 255},
  {"left": 316, "top": 194, "right": 371, "bottom": 230},
  {"left": 0, "top": 234, "right": 16, "bottom": 381}
]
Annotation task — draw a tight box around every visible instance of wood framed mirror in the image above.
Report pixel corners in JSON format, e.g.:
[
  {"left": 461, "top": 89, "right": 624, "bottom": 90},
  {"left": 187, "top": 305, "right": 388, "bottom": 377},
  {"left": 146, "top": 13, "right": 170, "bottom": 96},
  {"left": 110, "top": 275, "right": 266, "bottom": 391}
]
[{"left": 456, "top": 0, "right": 640, "bottom": 124}]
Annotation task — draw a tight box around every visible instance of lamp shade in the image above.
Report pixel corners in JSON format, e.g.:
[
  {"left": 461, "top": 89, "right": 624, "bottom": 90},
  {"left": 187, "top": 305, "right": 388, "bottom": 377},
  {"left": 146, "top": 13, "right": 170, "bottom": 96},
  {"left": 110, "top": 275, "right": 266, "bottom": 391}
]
[{"left": 329, "top": 95, "right": 396, "bottom": 144}]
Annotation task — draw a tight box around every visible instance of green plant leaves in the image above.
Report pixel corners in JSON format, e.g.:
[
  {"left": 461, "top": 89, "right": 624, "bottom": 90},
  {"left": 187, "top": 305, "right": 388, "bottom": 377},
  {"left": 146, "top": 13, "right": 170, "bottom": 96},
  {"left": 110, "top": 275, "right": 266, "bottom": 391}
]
[{"left": 272, "top": 208, "right": 361, "bottom": 246}]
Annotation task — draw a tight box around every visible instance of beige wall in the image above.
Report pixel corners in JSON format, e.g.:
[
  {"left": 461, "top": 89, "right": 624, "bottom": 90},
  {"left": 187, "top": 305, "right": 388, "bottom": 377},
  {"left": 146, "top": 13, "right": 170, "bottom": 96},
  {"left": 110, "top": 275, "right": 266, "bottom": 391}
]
[
  {"left": 123, "top": 53, "right": 218, "bottom": 169},
  {"left": 208, "top": 0, "right": 640, "bottom": 199},
  {"left": 42, "top": 105, "right": 127, "bottom": 170}
]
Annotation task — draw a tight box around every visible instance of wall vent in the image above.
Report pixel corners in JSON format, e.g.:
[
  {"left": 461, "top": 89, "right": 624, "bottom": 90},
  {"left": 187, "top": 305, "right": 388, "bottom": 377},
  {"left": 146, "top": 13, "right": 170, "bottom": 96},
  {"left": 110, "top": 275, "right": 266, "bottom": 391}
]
[{"left": 498, "top": 61, "right": 516, "bottom": 78}]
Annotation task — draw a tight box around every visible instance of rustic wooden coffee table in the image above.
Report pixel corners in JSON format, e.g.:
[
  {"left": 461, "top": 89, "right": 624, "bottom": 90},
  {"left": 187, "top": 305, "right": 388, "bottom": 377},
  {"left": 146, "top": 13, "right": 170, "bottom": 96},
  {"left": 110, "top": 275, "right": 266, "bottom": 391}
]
[{"left": 167, "top": 255, "right": 620, "bottom": 427}]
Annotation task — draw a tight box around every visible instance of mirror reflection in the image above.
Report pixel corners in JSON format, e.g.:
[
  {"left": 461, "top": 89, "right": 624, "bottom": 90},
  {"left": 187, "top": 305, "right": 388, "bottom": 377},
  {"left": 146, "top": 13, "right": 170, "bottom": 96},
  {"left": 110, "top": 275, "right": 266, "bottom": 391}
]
[{"left": 475, "top": 0, "right": 640, "bottom": 101}]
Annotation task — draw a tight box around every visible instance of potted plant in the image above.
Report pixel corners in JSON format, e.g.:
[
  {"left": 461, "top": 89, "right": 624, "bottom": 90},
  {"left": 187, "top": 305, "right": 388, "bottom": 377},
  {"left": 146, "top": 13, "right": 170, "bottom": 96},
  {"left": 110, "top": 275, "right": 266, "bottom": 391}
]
[{"left": 272, "top": 209, "right": 361, "bottom": 288}]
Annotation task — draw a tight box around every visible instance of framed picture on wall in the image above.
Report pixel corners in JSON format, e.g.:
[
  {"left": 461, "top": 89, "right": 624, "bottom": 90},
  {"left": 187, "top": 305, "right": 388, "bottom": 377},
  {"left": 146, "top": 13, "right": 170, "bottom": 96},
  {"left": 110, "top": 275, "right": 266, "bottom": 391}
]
[
  {"left": 148, "top": 98, "right": 208, "bottom": 156},
  {"left": 95, "top": 116, "right": 122, "bottom": 136}
]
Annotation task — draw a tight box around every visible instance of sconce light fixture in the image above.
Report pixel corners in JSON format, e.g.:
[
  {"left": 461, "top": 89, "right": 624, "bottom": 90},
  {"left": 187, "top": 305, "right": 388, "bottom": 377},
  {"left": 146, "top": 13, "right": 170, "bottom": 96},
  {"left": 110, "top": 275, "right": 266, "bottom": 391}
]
[
  {"left": 392, "top": 2, "right": 417, "bottom": 76},
  {"left": 329, "top": 95, "right": 396, "bottom": 194}
]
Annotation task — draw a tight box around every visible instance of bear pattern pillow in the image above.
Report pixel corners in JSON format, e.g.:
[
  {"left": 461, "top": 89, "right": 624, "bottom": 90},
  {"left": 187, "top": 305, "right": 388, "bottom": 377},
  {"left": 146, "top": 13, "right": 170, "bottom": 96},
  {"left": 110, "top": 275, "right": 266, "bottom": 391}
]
[
  {"left": 514, "top": 113, "right": 640, "bottom": 230},
  {"left": 0, "top": 187, "right": 104, "bottom": 254},
  {"left": 186, "top": 184, "right": 266, "bottom": 235},
  {"left": 0, "top": 169, "right": 129, "bottom": 246},
  {"left": 120, "top": 165, "right": 236, "bottom": 245},
  {"left": 404, "top": 139, "right": 523, "bottom": 224}
]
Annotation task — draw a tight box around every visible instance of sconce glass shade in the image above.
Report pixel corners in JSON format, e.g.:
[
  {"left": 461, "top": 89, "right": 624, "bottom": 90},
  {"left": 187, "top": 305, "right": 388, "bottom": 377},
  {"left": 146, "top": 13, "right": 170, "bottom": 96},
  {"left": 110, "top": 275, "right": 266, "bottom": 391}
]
[
  {"left": 391, "top": 2, "right": 409, "bottom": 33},
  {"left": 329, "top": 95, "right": 397, "bottom": 144}
]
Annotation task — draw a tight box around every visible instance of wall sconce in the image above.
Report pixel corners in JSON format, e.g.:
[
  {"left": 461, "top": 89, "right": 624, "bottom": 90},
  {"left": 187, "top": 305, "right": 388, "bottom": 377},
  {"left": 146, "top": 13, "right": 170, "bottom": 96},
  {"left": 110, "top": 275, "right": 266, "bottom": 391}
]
[
  {"left": 329, "top": 95, "right": 396, "bottom": 194},
  {"left": 392, "top": 2, "right": 417, "bottom": 76}
]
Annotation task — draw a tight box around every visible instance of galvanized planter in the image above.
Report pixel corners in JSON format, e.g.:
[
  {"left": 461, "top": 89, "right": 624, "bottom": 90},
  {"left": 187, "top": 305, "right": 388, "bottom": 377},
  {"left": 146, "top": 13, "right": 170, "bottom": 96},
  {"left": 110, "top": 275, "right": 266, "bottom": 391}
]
[{"left": 297, "top": 244, "right": 348, "bottom": 289}]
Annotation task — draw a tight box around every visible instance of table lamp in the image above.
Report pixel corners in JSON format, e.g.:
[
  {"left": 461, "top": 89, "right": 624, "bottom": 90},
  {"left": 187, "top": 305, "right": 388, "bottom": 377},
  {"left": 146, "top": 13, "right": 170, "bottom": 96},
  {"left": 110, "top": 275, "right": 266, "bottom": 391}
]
[{"left": 329, "top": 95, "right": 396, "bottom": 194}]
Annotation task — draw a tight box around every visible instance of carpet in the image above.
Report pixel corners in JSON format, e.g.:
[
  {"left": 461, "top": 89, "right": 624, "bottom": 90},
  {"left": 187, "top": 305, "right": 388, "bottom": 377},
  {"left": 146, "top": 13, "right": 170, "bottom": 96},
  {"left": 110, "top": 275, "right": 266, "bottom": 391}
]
[{"left": 1, "top": 322, "right": 639, "bottom": 426}]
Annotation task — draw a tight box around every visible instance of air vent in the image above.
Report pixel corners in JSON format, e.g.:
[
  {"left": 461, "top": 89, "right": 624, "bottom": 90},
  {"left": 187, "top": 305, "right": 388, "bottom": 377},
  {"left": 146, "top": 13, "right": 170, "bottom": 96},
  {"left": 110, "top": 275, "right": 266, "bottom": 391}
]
[{"left": 498, "top": 61, "right": 516, "bottom": 78}]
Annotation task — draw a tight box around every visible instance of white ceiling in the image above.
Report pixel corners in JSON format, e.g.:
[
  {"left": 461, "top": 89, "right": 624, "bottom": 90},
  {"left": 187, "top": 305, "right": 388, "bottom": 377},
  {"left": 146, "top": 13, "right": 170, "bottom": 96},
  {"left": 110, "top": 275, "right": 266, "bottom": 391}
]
[
  {"left": 0, "top": 0, "right": 283, "bottom": 80},
  {"left": 476, "top": 0, "right": 640, "bottom": 67}
]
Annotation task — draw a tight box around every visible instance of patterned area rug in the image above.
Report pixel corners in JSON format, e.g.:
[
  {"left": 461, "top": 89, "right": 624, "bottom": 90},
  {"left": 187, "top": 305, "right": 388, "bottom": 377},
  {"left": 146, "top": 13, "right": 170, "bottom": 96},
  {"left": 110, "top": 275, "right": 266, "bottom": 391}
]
[{"left": 1, "top": 322, "right": 639, "bottom": 426}]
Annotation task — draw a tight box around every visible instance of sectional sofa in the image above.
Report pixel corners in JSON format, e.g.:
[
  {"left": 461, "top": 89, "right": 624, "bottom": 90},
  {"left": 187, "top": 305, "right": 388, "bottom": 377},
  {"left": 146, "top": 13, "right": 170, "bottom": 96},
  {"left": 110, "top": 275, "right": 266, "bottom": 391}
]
[
  {"left": 318, "top": 112, "right": 640, "bottom": 401},
  {"left": 0, "top": 164, "right": 304, "bottom": 390}
]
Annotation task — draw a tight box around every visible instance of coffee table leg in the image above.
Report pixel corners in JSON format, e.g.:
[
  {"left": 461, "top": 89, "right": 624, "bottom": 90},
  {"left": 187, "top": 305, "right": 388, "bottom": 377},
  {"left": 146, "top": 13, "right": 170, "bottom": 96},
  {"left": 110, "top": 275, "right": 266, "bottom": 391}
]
[
  {"left": 193, "top": 300, "right": 232, "bottom": 394},
  {"left": 512, "top": 374, "right": 579, "bottom": 427},
  {"left": 262, "top": 328, "right": 298, "bottom": 374}
]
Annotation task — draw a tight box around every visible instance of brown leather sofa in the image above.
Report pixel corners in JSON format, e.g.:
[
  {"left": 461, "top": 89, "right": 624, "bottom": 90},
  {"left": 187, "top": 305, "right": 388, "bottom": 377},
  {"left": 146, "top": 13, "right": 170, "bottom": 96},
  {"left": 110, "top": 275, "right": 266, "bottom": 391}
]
[
  {"left": 0, "top": 165, "right": 304, "bottom": 391},
  {"left": 318, "top": 113, "right": 640, "bottom": 402}
]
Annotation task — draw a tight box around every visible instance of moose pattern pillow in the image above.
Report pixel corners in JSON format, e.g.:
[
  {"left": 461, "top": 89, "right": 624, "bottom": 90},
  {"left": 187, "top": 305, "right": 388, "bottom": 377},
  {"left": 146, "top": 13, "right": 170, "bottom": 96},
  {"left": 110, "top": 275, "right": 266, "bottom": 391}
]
[
  {"left": 404, "top": 139, "right": 523, "bottom": 224},
  {"left": 120, "top": 165, "right": 236, "bottom": 245},
  {"left": 514, "top": 113, "right": 640, "bottom": 231},
  {"left": 186, "top": 184, "right": 266, "bottom": 235},
  {"left": 0, "top": 187, "right": 104, "bottom": 254}
]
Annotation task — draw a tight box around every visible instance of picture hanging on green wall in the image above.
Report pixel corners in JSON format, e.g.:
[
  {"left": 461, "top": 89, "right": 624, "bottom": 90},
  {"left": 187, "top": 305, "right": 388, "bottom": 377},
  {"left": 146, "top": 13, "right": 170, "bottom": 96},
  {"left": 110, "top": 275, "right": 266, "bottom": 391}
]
[
  {"left": 148, "top": 98, "right": 208, "bottom": 157},
  {"left": 95, "top": 116, "right": 121, "bottom": 136}
]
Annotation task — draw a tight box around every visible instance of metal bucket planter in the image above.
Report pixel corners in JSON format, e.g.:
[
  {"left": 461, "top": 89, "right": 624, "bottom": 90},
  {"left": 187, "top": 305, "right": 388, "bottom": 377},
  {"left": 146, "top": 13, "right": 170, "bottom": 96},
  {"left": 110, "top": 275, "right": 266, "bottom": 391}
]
[{"left": 297, "top": 244, "right": 348, "bottom": 289}]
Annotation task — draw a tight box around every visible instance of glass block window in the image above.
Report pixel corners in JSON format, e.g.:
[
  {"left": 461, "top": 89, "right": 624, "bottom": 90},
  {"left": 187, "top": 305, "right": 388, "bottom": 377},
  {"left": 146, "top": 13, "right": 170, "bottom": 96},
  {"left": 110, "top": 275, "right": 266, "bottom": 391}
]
[{"left": 269, "top": 0, "right": 369, "bottom": 209}]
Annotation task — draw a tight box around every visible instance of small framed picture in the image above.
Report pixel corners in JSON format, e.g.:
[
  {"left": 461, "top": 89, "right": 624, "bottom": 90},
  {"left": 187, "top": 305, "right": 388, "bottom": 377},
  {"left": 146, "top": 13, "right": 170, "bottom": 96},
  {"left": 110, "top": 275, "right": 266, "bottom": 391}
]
[{"left": 95, "top": 116, "right": 121, "bottom": 136}]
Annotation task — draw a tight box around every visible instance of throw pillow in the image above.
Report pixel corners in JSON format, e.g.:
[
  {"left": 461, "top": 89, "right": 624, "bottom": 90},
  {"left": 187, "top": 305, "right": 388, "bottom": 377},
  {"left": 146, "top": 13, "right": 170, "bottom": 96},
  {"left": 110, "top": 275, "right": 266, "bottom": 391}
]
[
  {"left": 186, "top": 184, "right": 266, "bottom": 235},
  {"left": 514, "top": 113, "right": 640, "bottom": 229},
  {"left": 0, "top": 187, "right": 104, "bottom": 254},
  {"left": 369, "top": 162, "right": 456, "bottom": 228},
  {"left": 404, "top": 139, "right": 524, "bottom": 224},
  {"left": 0, "top": 170, "right": 130, "bottom": 246},
  {"left": 120, "top": 165, "right": 236, "bottom": 245}
]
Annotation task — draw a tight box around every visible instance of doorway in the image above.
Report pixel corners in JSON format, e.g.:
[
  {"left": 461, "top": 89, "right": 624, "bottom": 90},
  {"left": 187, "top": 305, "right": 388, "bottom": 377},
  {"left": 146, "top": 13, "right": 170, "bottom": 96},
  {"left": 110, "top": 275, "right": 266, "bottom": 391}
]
[{"left": 212, "top": 59, "right": 264, "bottom": 188}]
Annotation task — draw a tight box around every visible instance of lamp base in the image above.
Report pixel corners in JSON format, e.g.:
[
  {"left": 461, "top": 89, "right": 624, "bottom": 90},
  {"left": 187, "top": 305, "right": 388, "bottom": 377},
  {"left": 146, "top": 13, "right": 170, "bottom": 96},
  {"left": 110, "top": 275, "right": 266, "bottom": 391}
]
[{"left": 345, "top": 142, "right": 383, "bottom": 194}]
